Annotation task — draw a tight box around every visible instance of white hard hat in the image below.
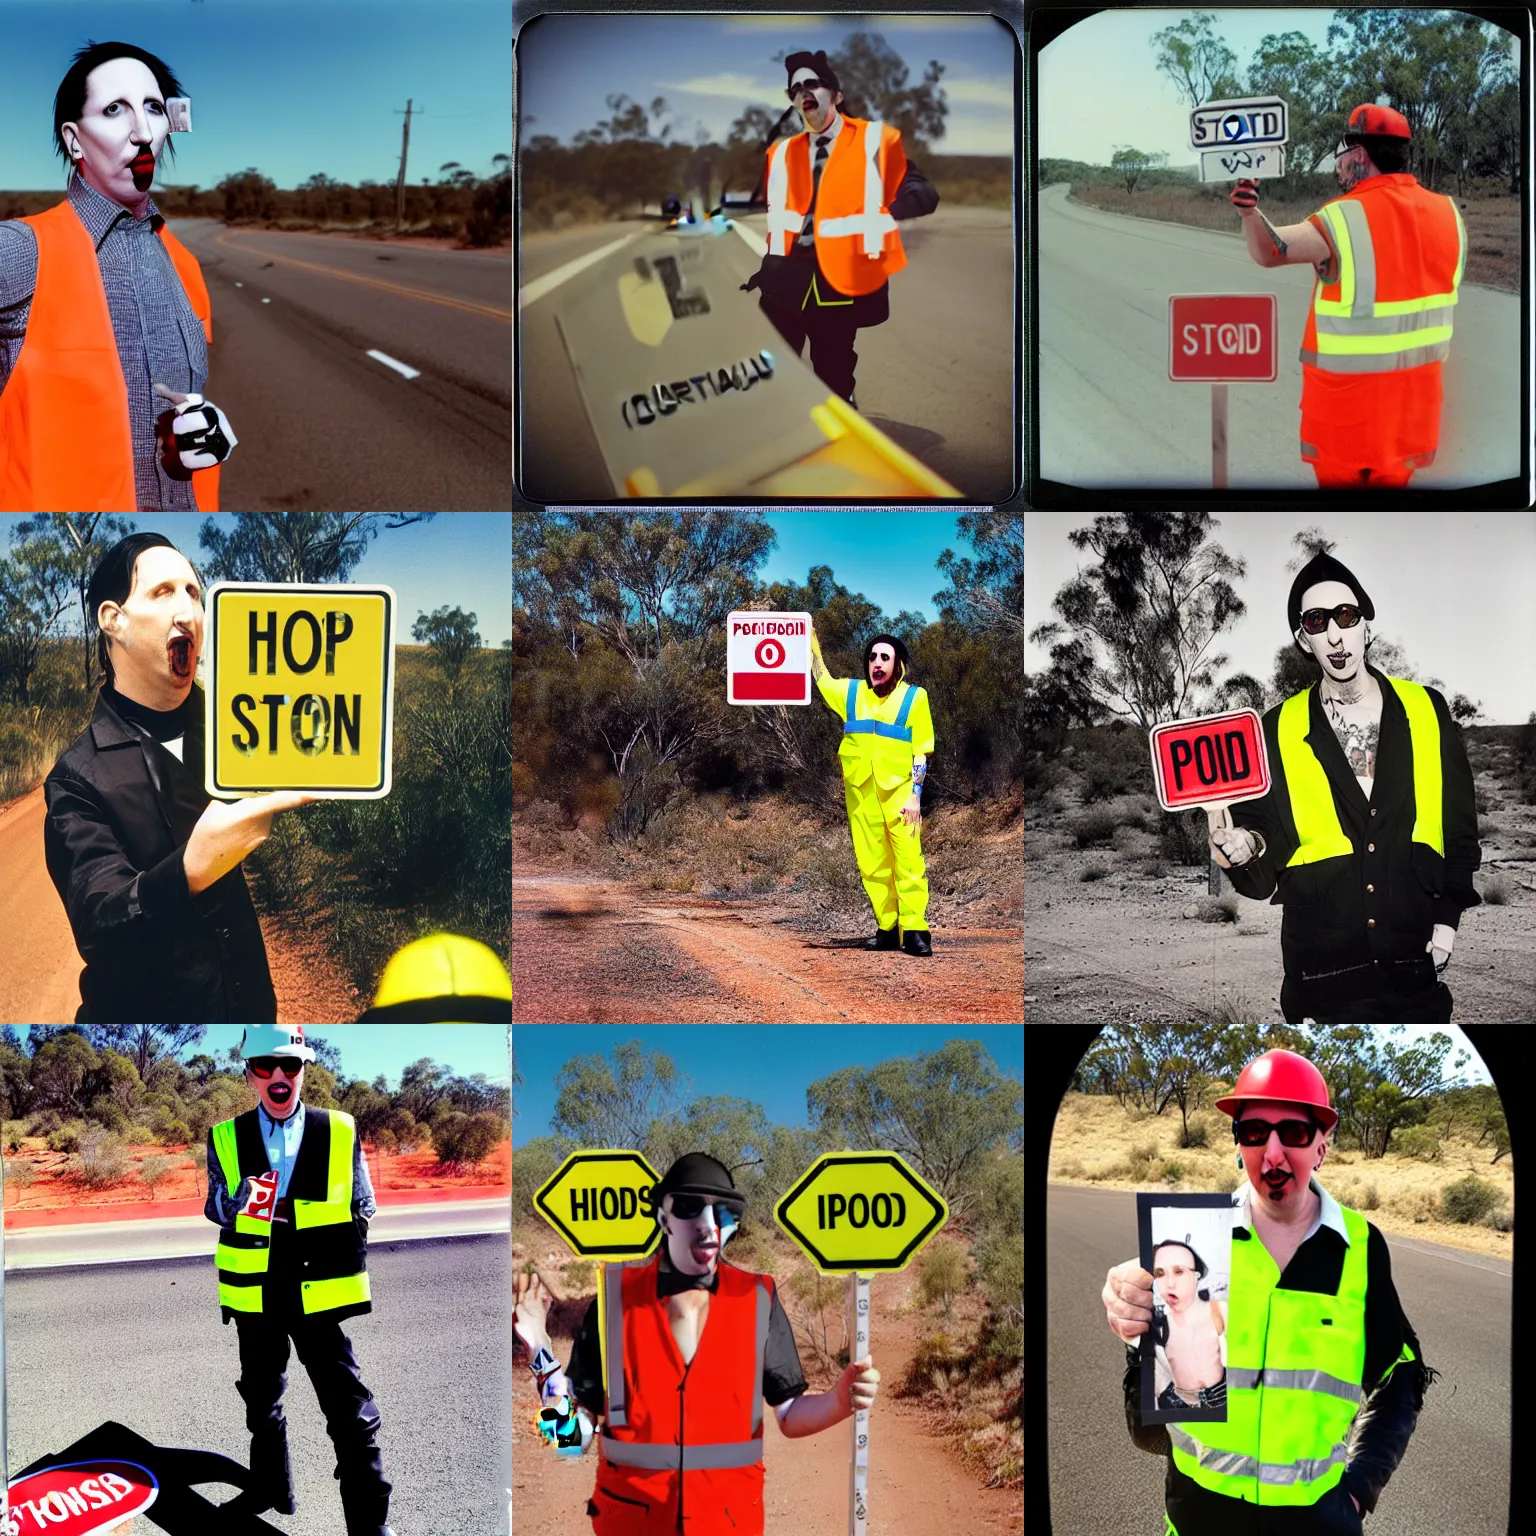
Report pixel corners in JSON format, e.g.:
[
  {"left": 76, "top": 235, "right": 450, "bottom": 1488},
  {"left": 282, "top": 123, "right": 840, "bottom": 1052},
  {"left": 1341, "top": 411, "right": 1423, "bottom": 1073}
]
[{"left": 239, "top": 1024, "right": 316, "bottom": 1063}]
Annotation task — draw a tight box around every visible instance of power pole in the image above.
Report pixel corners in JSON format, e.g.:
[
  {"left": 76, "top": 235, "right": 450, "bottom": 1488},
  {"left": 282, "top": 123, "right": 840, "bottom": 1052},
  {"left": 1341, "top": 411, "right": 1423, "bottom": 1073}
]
[{"left": 393, "top": 99, "right": 422, "bottom": 232}]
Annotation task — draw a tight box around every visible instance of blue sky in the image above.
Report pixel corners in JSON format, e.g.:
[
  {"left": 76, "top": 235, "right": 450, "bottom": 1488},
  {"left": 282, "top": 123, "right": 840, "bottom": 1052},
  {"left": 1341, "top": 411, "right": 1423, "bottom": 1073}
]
[
  {"left": 1039, "top": 6, "right": 1432, "bottom": 165},
  {"left": 0, "top": 512, "right": 512, "bottom": 649},
  {"left": 512, "top": 1026, "right": 1023, "bottom": 1147},
  {"left": 517, "top": 13, "right": 1017, "bottom": 158},
  {"left": 762, "top": 511, "right": 977, "bottom": 627},
  {"left": 199, "top": 1024, "right": 511, "bottom": 1087},
  {"left": 4, "top": 0, "right": 511, "bottom": 191}
]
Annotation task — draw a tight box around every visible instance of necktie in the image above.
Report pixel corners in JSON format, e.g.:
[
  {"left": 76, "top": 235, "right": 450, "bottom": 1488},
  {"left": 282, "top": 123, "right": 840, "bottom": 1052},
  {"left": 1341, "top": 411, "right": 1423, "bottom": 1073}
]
[{"left": 798, "top": 135, "right": 831, "bottom": 244}]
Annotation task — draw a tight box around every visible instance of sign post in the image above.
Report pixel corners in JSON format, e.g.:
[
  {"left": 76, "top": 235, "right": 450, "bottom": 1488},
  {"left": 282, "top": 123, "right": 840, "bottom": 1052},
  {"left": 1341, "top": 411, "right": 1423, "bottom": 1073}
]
[
  {"left": 1168, "top": 295, "right": 1278, "bottom": 488},
  {"left": 204, "top": 582, "right": 397, "bottom": 799},
  {"left": 775, "top": 1151, "right": 950, "bottom": 1536},
  {"left": 1149, "top": 708, "right": 1272, "bottom": 892},
  {"left": 726, "top": 610, "right": 811, "bottom": 706}
]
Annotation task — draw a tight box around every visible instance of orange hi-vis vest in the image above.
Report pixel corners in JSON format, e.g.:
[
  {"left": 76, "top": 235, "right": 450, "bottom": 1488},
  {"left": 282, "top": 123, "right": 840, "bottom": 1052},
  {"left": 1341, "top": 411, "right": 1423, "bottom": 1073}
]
[
  {"left": 1298, "top": 173, "right": 1466, "bottom": 474},
  {"left": 763, "top": 117, "right": 908, "bottom": 296},
  {"left": 594, "top": 1256, "right": 774, "bottom": 1535},
  {"left": 0, "top": 200, "right": 220, "bottom": 512}
]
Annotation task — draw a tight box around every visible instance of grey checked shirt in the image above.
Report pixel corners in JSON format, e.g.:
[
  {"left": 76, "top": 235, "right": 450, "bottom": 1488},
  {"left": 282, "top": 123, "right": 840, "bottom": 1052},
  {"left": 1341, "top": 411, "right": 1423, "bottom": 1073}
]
[
  {"left": 0, "top": 174, "right": 210, "bottom": 510},
  {"left": 203, "top": 1104, "right": 377, "bottom": 1227}
]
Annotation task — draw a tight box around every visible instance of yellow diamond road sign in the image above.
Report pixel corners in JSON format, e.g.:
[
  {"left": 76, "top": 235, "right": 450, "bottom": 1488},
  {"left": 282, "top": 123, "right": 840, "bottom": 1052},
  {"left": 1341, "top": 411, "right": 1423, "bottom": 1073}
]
[
  {"left": 206, "top": 583, "right": 396, "bottom": 798},
  {"left": 534, "top": 1150, "right": 663, "bottom": 1261},
  {"left": 775, "top": 1151, "right": 948, "bottom": 1273}
]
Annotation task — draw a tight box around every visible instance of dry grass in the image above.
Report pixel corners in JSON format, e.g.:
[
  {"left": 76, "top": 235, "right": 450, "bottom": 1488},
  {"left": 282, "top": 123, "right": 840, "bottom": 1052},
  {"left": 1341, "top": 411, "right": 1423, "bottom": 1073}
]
[
  {"left": 1070, "top": 183, "right": 1521, "bottom": 293},
  {"left": 1051, "top": 1091, "right": 1514, "bottom": 1257}
]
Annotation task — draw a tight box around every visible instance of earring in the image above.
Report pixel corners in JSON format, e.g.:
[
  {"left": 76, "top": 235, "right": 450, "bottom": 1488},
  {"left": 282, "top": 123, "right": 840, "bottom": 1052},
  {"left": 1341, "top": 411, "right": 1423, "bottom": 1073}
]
[{"left": 1236, "top": 1151, "right": 1243, "bottom": 1168}]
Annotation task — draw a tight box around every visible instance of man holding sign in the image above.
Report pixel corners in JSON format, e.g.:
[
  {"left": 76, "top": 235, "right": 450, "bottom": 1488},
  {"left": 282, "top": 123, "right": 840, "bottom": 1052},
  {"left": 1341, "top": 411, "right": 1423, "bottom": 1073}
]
[
  {"left": 809, "top": 621, "right": 936, "bottom": 955},
  {"left": 513, "top": 1152, "right": 880, "bottom": 1535},
  {"left": 43, "top": 533, "right": 313, "bottom": 1023},
  {"left": 1212, "top": 552, "right": 1480, "bottom": 1022}
]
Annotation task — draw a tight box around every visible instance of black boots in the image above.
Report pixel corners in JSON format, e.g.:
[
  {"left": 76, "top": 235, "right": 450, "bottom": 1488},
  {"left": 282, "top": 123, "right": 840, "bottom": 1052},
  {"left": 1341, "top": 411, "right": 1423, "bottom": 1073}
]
[
  {"left": 902, "top": 929, "right": 932, "bottom": 957},
  {"left": 864, "top": 926, "right": 901, "bottom": 950},
  {"left": 229, "top": 1430, "right": 296, "bottom": 1516}
]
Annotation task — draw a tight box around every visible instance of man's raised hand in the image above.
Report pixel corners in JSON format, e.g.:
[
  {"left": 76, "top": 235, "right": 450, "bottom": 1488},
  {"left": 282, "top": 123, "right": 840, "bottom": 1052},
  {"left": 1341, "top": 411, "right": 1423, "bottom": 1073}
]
[
  {"left": 1103, "top": 1258, "right": 1156, "bottom": 1342},
  {"left": 1210, "top": 825, "right": 1258, "bottom": 869},
  {"left": 183, "top": 790, "right": 318, "bottom": 896},
  {"left": 514, "top": 1269, "right": 555, "bottom": 1350}
]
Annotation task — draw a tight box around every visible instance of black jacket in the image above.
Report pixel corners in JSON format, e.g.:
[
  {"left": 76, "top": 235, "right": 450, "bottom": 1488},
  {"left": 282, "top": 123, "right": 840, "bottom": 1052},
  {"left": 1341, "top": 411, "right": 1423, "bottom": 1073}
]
[
  {"left": 740, "top": 150, "right": 939, "bottom": 316},
  {"left": 43, "top": 685, "right": 276, "bottom": 1024},
  {"left": 1125, "top": 1214, "right": 1435, "bottom": 1534},
  {"left": 1228, "top": 666, "right": 1479, "bottom": 1014}
]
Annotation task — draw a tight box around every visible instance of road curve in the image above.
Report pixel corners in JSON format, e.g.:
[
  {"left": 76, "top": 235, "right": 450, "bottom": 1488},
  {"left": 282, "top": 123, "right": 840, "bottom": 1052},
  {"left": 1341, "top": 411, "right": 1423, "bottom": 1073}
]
[
  {"left": 1046, "top": 1183, "right": 1510, "bottom": 1536},
  {"left": 1038, "top": 183, "right": 1521, "bottom": 492}
]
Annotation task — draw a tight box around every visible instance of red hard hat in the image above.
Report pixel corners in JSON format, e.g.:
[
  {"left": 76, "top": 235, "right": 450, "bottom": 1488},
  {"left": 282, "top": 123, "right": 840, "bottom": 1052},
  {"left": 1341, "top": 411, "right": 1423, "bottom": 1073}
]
[
  {"left": 1346, "top": 103, "right": 1412, "bottom": 141},
  {"left": 1214, "top": 1048, "right": 1338, "bottom": 1131}
]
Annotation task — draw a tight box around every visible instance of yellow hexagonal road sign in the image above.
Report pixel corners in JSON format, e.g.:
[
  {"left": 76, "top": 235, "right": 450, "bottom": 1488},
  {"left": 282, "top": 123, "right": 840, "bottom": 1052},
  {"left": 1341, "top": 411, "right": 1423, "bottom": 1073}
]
[
  {"left": 775, "top": 1150, "right": 948, "bottom": 1273},
  {"left": 533, "top": 1149, "right": 663, "bottom": 1261}
]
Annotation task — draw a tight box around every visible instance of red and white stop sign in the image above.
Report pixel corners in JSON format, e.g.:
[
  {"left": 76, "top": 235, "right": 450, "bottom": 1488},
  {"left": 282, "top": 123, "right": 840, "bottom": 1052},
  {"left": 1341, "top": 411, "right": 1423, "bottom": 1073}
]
[{"left": 1168, "top": 294, "right": 1277, "bottom": 382}]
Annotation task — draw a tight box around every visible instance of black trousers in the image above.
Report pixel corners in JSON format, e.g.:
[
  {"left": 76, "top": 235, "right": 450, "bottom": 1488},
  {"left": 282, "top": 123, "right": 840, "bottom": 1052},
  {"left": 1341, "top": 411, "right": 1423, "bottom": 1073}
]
[
  {"left": 754, "top": 253, "right": 889, "bottom": 404},
  {"left": 234, "top": 1243, "right": 390, "bottom": 1533},
  {"left": 1280, "top": 976, "right": 1453, "bottom": 1023}
]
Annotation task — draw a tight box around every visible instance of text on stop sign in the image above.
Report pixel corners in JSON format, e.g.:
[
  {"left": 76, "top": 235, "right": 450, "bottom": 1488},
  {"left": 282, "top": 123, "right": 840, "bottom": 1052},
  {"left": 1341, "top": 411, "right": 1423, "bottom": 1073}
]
[{"left": 1182, "top": 322, "right": 1264, "bottom": 357}]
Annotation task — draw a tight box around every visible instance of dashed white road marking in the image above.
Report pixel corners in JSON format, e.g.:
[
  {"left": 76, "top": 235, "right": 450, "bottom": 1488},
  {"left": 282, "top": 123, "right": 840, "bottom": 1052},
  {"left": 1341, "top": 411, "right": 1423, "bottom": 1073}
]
[
  {"left": 367, "top": 348, "right": 422, "bottom": 380},
  {"left": 518, "top": 232, "right": 639, "bottom": 308}
]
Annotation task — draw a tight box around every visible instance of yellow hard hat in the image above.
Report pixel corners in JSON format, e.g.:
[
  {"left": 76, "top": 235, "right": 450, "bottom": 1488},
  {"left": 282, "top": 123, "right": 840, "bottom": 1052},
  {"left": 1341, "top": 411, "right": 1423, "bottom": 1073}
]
[{"left": 360, "top": 933, "right": 512, "bottom": 1022}]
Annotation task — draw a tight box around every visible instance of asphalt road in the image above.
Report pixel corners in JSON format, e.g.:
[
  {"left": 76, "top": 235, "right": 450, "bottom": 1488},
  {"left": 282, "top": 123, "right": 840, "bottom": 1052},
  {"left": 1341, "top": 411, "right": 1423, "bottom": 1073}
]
[
  {"left": 1037, "top": 183, "right": 1522, "bottom": 492},
  {"left": 169, "top": 219, "right": 511, "bottom": 510},
  {"left": 5, "top": 1234, "right": 511, "bottom": 1536},
  {"left": 4, "top": 1196, "right": 511, "bottom": 1269},
  {"left": 516, "top": 208, "right": 1016, "bottom": 501},
  {"left": 1045, "top": 1184, "right": 1511, "bottom": 1535}
]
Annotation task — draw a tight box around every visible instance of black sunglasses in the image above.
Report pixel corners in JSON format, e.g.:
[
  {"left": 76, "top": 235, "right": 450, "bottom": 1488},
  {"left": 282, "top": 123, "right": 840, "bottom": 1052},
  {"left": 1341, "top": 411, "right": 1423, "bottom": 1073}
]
[
  {"left": 1234, "top": 1117, "right": 1319, "bottom": 1148},
  {"left": 670, "top": 1194, "right": 739, "bottom": 1221},
  {"left": 1299, "top": 603, "right": 1363, "bottom": 635},
  {"left": 249, "top": 1057, "right": 303, "bottom": 1080},
  {"left": 786, "top": 83, "right": 827, "bottom": 102}
]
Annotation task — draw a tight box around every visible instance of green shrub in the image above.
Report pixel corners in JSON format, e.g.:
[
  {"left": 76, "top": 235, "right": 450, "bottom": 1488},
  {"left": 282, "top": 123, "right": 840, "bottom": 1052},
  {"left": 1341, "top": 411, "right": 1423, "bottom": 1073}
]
[
  {"left": 48, "top": 1120, "right": 88, "bottom": 1154},
  {"left": 1080, "top": 863, "right": 1110, "bottom": 882},
  {"left": 1161, "top": 1160, "right": 1184, "bottom": 1184},
  {"left": 1441, "top": 1174, "right": 1501, "bottom": 1224},
  {"left": 1141, "top": 859, "right": 1169, "bottom": 879},
  {"left": 3, "top": 1119, "right": 25, "bottom": 1154},
  {"left": 1178, "top": 1120, "right": 1209, "bottom": 1149},
  {"left": 1071, "top": 807, "right": 1117, "bottom": 848},
  {"left": 1392, "top": 1126, "right": 1442, "bottom": 1162},
  {"left": 561, "top": 1258, "right": 596, "bottom": 1293},
  {"left": 1126, "top": 1141, "right": 1158, "bottom": 1182},
  {"left": 915, "top": 1237, "right": 968, "bottom": 1315},
  {"left": 4, "top": 1156, "right": 38, "bottom": 1192},
  {"left": 1055, "top": 1156, "right": 1085, "bottom": 1179},
  {"left": 1481, "top": 875, "right": 1510, "bottom": 905},
  {"left": 431, "top": 1109, "right": 508, "bottom": 1171},
  {"left": 1211, "top": 1167, "right": 1241, "bottom": 1194},
  {"left": 1481, "top": 1205, "right": 1514, "bottom": 1233},
  {"left": 138, "top": 1154, "right": 181, "bottom": 1198},
  {"left": 1158, "top": 809, "right": 1207, "bottom": 866},
  {"left": 1196, "top": 895, "right": 1240, "bottom": 924},
  {"left": 26, "top": 1109, "right": 64, "bottom": 1137},
  {"left": 74, "top": 1129, "right": 131, "bottom": 1187},
  {"left": 1360, "top": 1181, "right": 1380, "bottom": 1211}
]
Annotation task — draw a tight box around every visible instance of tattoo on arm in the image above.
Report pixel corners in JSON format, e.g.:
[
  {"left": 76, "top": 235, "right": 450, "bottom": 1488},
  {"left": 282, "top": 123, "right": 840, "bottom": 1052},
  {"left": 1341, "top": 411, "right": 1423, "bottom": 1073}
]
[
  {"left": 811, "top": 652, "right": 828, "bottom": 683},
  {"left": 912, "top": 757, "right": 927, "bottom": 790},
  {"left": 1258, "top": 212, "right": 1287, "bottom": 261}
]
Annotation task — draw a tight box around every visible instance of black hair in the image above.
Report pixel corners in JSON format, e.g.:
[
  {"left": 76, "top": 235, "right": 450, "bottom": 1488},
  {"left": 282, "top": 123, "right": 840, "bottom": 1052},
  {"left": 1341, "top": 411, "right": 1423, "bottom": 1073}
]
[
  {"left": 1151, "top": 1239, "right": 1208, "bottom": 1282},
  {"left": 1354, "top": 135, "right": 1410, "bottom": 175},
  {"left": 54, "top": 41, "right": 185, "bottom": 172},
  {"left": 85, "top": 532, "right": 182, "bottom": 684},
  {"left": 863, "top": 633, "right": 911, "bottom": 688}
]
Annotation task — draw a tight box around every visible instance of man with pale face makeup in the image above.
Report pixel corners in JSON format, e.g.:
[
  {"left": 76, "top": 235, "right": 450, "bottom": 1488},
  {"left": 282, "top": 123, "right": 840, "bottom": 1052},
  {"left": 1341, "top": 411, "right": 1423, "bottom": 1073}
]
[
  {"left": 1208, "top": 550, "right": 1479, "bottom": 1023},
  {"left": 1103, "top": 1048, "right": 1433, "bottom": 1532},
  {"left": 1228, "top": 101, "right": 1465, "bottom": 489},
  {"left": 1149, "top": 1239, "right": 1226, "bottom": 1410},
  {"left": 204, "top": 1025, "right": 392, "bottom": 1535},
  {"left": 0, "top": 40, "right": 237, "bottom": 512},
  {"left": 513, "top": 1153, "right": 880, "bottom": 1535},
  {"left": 807, "top": 621, "right": 936, "bottom": 954},
  {"left": 739, "top": 48, "right": 938, "bottom": 411},
  {"left": 44, "top": 532, "right": 313, "bottom": 1023}
]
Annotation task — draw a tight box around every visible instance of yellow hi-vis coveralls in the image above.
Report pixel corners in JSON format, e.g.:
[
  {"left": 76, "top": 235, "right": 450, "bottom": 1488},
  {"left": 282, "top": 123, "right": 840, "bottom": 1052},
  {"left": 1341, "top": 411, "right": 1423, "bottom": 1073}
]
[{"left": 815, "top": 669, "right": 935, "bottom": 931}]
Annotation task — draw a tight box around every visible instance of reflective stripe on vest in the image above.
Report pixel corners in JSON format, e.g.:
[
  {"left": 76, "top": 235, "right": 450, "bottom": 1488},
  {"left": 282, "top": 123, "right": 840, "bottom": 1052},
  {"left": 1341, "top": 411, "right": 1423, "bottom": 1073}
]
[
  {"left": 764, "top": 136, "right": 802, "bottom": 252},
  {"left": 1278, "top": 675, "right": 1443, "bottom": 865},
  {"left": 1300, "top": 193, "right": 1463, "bottom": 373},
  {"left": 599, "top": 1258, "right": 771, "bottom": 1469},
  {"left": 842, "top": 678, "right": 917, "bottom": 742},
  {"left": 1168, "top": 1201, "right": 1372, "bottom": 1505},
  {"left": 212, "top": 1117, "right": 272, "bottom": 1313},
  {"left": 816, "top": 121, "right": 897, "bottom": 255}
]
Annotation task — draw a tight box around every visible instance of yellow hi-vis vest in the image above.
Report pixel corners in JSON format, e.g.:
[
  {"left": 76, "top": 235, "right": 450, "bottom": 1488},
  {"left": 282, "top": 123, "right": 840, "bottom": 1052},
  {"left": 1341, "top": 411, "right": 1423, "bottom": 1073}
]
[
  {"left": 1168, "top": 1200, "right": 1418, "bottom": 1506},
  {"left": 210, "top": 1106, "right": 371, "bottom": 1322},
  {"left": 1277, "top": 674, "right": 1444, "bottom": 866}
]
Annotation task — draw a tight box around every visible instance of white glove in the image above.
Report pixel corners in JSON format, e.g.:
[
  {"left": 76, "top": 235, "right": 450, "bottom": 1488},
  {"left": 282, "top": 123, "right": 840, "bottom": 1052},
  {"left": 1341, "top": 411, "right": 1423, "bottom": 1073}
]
[
  {"left": 1210, "top": 825, "right": 1258, "bottom": 868},
  {"left": 1427, "top": 923, "right": 1455, "bottom": 973},
  {"left": 155, "top": 384, "right": 238, "bottom": 470}
]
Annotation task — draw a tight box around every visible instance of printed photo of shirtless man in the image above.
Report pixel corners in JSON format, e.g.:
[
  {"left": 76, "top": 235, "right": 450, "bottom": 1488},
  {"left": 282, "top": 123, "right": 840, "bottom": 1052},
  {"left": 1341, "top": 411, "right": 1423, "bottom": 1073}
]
[{"left": 1151, "top": 1239, "right": 1227, "bottom": 1412}]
